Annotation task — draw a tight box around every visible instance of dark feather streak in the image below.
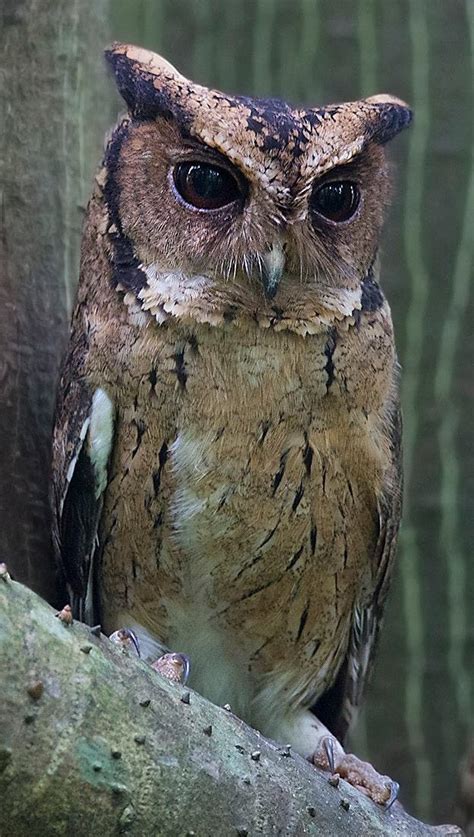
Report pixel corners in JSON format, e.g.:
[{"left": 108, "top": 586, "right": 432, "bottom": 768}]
[
  {"left": 303, "top": 441, "right": 313, "bottom": 476},
  {"left": 152, "top": 442, "right": 169, "bottom": 496},
  {"left": 296, "top": 601, "right": 310, "bottom": 641},
  {"left": 324, "top": 328, "right": 337, "bottom": 391},
  {"left": 287, "top": 545, "right": 304, "bottom": 570},
  {"left": 292, "top": 483, "right": 304, "bottom": 512},
  {"left": 272, "top": 451, "right": 288, "bottom": 495}
]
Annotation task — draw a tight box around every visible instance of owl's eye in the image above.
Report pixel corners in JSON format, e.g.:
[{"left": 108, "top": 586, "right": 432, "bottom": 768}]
[
  {"left": 311, "top": 181, "right": 360, "bottom": 223},
  {"left": 173, "top": 162, "right": 243, "bottom": 210}
]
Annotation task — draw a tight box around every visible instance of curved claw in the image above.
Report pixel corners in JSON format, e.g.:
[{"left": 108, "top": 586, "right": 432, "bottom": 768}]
[
  {"left": 109, "top": 628, "right": 141, "bottom": 658},
  {"left": 313, "top": 744, "right": 399, "bottom": 807},
  {"left": 177, "top": 653, "right": 191, "bottom": 685},
  {"left": 151, "top": 651, "right": 191, "bottom": 684},
  {"left": 384, "top": 780, "right": 400, "bottom": 810},
  {"left": 127, "top": 629, "right": 141, "bottom": 658},
  {"left": 322, "top": 735, "right": 337, "bottom": 773}
]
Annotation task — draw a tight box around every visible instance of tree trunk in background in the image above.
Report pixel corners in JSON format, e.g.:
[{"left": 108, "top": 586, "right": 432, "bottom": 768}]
[
  {"left": 0, "top": 0, "right": 111, "bottom": 603},
  {"left": 111, "top": 0, "right": 474, "bottom": 826}
]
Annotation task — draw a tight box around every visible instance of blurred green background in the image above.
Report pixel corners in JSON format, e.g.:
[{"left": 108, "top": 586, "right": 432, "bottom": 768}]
[{"left": 110, "top": 0, "right": 473, "bottom": 825}]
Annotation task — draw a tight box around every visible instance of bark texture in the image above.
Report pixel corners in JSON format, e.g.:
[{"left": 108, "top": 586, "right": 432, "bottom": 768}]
[
  {"left": 0, "top": 577, "right": 462, "bottom": 837},
  {"left": 0, "top": 0, "right": 110, "bottom": 602}
]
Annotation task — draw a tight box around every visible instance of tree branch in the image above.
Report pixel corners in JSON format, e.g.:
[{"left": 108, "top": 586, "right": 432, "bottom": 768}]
[{"left": 0, "top": 577, "right": 462, "bottom": 836}]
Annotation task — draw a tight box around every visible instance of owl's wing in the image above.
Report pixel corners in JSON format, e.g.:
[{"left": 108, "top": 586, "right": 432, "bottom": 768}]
[
  {"left": 51, "top": 371, "right": 114, "bottom": 623},
  {"left": 315, "top": 404, "right": 402, "bottom": 745}
]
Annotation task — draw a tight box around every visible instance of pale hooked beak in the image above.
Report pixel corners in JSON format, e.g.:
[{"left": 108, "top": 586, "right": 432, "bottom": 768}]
[{"left": 261, "top": 242, "right": 285, "bottom": 300}]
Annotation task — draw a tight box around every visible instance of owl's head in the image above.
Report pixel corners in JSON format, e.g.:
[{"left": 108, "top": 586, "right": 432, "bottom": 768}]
[{"left": 103, "top": 43, "right": 411, "bottom": 332}]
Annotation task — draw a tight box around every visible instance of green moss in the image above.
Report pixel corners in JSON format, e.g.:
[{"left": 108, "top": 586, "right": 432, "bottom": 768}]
[{"left": 75, "top": 736, "right": 128, "bottom": 791}]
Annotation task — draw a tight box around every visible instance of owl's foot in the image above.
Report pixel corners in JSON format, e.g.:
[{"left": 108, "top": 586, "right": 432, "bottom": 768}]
[
  {"left": 109, "top": 628, "right": 141, "bottom": 657},
  {"left": 258, "top": 708, "right": 398, "bottom": 808},
  {"left": 313, "top": 735, "right": 399, "bottom": 807},
  {"left": 108, "top": 628, "right": 190, "bottom": 684},
  {"left": 151, "top": 652, "right": 190, "bottom": 685}
]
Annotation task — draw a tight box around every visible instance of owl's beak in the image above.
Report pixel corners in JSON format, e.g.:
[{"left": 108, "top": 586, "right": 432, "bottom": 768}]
[{"left": 261, "top": 243, "right": 285, "bottom": 300}]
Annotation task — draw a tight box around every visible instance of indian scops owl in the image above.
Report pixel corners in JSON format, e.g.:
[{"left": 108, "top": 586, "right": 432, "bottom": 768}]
[{"left": 52, "top": 43, "right": 411, "bottom": 799}]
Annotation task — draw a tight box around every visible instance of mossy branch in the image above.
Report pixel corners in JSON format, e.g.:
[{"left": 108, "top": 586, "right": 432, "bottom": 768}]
[{"left": 0, "top": 578, "right": 462, "bottom": 837}]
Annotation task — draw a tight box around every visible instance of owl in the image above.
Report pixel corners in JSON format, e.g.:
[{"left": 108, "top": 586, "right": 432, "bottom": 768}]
[{"left": 51, "top": 43, "right": 411, "bottom": 803}]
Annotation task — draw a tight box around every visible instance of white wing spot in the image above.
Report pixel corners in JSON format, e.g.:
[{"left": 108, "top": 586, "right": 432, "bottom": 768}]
[{"left": 88, "top": 389, "right": 114, "bottom": 498}]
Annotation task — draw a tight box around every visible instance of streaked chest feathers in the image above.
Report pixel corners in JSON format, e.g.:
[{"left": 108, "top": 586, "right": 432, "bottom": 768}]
[{"left": 97, "top": 315, "right": 393, "bottom": 713}]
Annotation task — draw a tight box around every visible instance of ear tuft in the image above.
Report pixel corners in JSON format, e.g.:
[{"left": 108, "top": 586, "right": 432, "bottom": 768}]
[
  {"left": 104, "top": 43, "right": 189, "bottom": 122},
  {"left": 364, "top": 95, "right": 412, "bottom": 144},
  {"left": 105, "top": 43, "right": 184, "bottom": 81}
]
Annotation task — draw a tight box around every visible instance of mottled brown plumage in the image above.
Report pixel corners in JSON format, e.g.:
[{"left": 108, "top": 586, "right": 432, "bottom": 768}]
[{"left": 51, "top": 43, "right": 410, "bottom": 793}]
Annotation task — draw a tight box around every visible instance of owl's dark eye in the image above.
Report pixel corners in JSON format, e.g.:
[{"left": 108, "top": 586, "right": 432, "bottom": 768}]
[
  {"left": 173, "top": 162, "right": 243, "bottom": 210},
  {"left": 311, "top": 181, "right": 360, "bottom": 223}
]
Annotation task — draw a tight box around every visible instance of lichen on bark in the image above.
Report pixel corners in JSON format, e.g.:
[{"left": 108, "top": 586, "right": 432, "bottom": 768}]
[{"left": 0, "top": 577, "right": 462, "bottom": 836}]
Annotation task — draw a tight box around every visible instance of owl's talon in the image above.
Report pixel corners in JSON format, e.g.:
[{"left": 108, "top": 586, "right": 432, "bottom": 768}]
[
  {"left": 384, "top": 780, "right": 400, "bottom": 810},
  {"left": 151, "top": 652, "right": 190, "bottom": 685},
  {"left": 313, "top": 742, "right": 397, "bottom": 807},
  {"left": 312, "top": 733, "right": 344, "bottom": 773},
  {"left": 178, "top": 653, "right": 190, "bottom": 685},
  {"left": 109, "top": 628, "right": 141, "bottom": 657},
  {"left": 322, "top": 735, "right": 337, "bottom": 773}
]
